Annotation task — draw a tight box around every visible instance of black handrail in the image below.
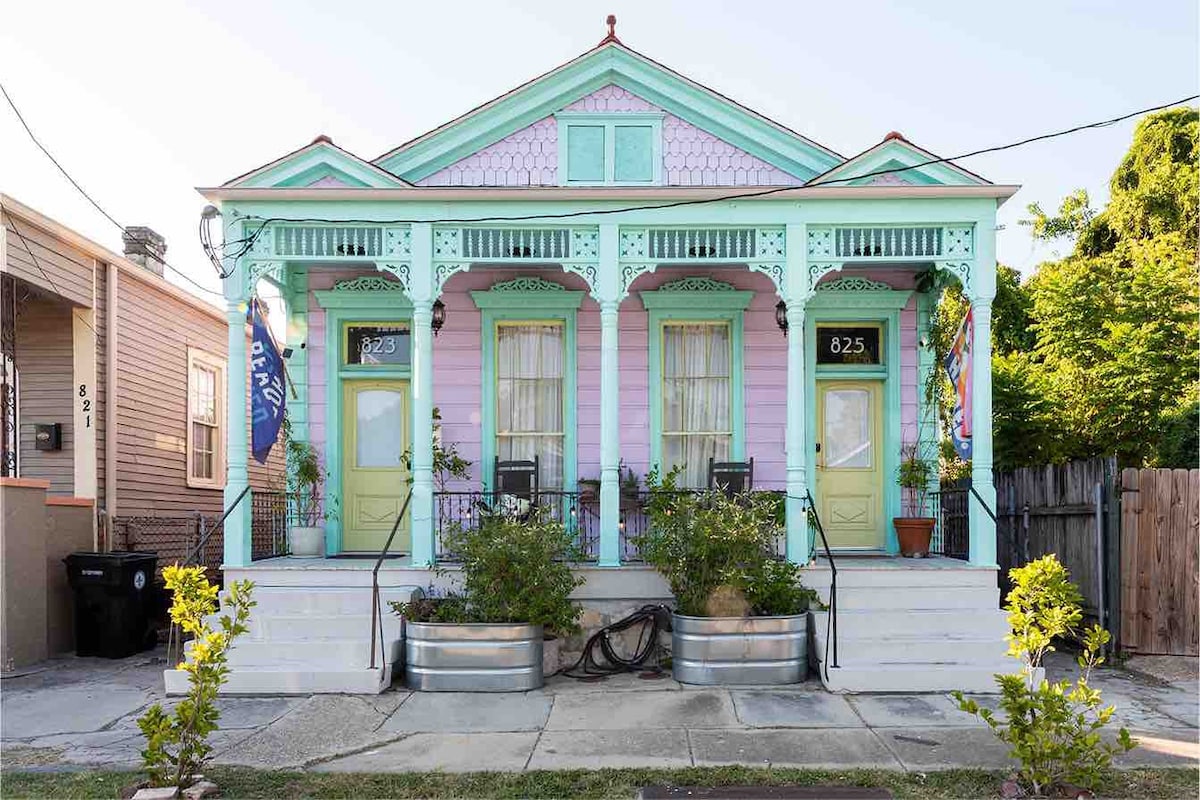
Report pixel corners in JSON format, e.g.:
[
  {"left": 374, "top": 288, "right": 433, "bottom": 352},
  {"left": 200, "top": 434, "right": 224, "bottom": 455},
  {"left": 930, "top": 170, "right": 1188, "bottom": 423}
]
[
  {"left": 184, "top": 484, "right": 251, "bottom": 567},
  {"left": 805, "top": 489, "right": 839, "bottom": 681},
  {"left": 370, "top": 487, "right": 414, "bottom": 671},
  {"left": 968, "top": 483, "right": 998, "bottom": 523}
]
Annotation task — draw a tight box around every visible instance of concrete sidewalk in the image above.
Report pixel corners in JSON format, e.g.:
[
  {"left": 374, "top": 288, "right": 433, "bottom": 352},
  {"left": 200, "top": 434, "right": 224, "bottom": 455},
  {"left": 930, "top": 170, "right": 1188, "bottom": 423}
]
[{"left": 2, "top": 648, "right": 1196, "bottom": 774}]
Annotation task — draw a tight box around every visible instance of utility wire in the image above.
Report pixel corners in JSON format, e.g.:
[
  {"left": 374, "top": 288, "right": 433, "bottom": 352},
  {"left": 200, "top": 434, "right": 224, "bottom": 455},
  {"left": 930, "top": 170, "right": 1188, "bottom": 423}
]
[
  {"left": 3, "top": 211, "right": 99, "bottom": 336},
  {"left": 1, "top": 81, "right": 225, "bottom": 298}
]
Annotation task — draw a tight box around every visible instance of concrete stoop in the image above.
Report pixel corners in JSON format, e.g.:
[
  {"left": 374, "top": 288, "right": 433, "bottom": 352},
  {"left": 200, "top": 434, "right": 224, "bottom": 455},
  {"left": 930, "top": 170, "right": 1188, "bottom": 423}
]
[
  {"left": 805, "top": 559, "right": 1010, "bottom": 694},
  {"left": 164, "top": 567, "right": 421, "bottom": 696}
]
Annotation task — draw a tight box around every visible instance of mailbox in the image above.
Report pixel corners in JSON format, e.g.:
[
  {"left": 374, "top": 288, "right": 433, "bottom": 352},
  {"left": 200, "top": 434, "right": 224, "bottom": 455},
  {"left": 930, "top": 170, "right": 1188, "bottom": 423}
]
[{"left": 34, "top": 423, "right": 62, "bottom": 451}]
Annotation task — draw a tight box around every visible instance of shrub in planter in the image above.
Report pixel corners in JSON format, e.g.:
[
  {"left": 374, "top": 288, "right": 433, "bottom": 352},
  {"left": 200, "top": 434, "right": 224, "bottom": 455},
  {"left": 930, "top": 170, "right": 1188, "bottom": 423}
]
[
  {"left": 280, "top": 417, "right": 332, "bottom": 557},
  {"left": 638, "top": 468, "right": 816, "bottom": 685},
  {"left": 954, "top": 555, "right": 1135, "bottom": 797},
  {"left": 894, "top": 442, "right": 936, "bottom": 557},
  {"left": 392, "top": 510, "right": 583, "bottom": 690}
]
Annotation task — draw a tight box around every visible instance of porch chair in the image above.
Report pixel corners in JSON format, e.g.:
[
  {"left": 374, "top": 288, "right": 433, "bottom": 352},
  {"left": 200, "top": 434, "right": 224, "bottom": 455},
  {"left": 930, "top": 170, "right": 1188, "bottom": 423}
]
[
  {"left": 708, "top": 457, "right": 754, "bottom": 497},
  {"left": 492, "top": 456, "right": 540, "bottom": 519}
]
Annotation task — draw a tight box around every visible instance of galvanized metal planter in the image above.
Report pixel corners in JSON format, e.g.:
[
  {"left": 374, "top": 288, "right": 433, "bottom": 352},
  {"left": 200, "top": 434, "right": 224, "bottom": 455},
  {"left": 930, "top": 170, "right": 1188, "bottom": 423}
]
[
  {"left": 405, "top": 622, "right": 543, "bottom": 692},
  {"left": 672, "top": 613, "right": 808, "bottom": 685}
]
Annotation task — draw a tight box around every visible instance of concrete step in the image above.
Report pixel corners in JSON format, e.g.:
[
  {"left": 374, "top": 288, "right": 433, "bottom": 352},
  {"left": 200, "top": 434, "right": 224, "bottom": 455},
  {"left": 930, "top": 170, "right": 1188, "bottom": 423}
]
[
  {"left": 164, "top": 664, "right": 392, "bottom": 695},
  {"left": 817, "top": 662, "right": 1011, "bottom": 693},
  {"left": 224, "top": 586, "right": 420, "bottom": 616},
  {"left": 802, "top": 564, "right": 998, "bottom": 591},
  {"left": 204, "top": 612, "right": 403, "bottom": 642},
  {"left": 188, "top": 637, "right": 402, "bottom": 669},
  {"left": 813, "top": 585, "right": 1000, "bottom": 610},
  {"left": 811, "top": 609, "right": 1009, "bottom": 640},
  {"left": 811, "top": 631, "right": 1008, "bottom": 665},
  {"left": 225, "top": 565, "right": 435, "bottom": 589}
]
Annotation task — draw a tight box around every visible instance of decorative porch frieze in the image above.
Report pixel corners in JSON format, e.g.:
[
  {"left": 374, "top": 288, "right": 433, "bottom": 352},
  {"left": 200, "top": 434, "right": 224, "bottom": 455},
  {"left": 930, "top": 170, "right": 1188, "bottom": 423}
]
[
  {"left": 934, "top": 261, "right": 973, "bottom": 294},
  {"left": 616, "top": 225, "right": 788, "bottom": 298},
  {"left": 619, "top": 262, "right": 658, "bottom": 299},
  {"left": 807, "top": 262, "right": 844, "bottom": 290},
  {"left": 376, "top": 262, "right": 412, "bottom": 293},
  {"left": 804, "top": 224, "right": 976, "bottom": 262},
  {"left": 239, "top": 222, "right": 414, "bottom": 296},
  {"left": 816, "top": 276, "right": 894, "bottom": 292},
  {"left": 434, "top": 262, "right": 472, "bottom": 295},
  {"left": 331, "top": 275, "right": 407, "bottom": 293},
  {"left": 429, "top": 225, "right": 601, "bottom": 295},
  {"left": 655, "top": 276, "right": 738, "bottom": 292},
  {"left": 487, "top": 276, "right": 567, "bottom": 292}
]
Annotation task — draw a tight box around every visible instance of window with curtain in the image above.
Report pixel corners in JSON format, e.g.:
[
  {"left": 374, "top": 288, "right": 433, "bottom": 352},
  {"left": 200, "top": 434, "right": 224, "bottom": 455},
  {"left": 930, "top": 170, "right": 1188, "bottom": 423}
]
[
  {"left": 661, "top": 321, "right": 732, "bottom": 487},
  {"left": 187, "top": 349, "right": 225, "bottom": 488},
  {"left": 496, "top": 322, "right": 564, "bottom": 489}
]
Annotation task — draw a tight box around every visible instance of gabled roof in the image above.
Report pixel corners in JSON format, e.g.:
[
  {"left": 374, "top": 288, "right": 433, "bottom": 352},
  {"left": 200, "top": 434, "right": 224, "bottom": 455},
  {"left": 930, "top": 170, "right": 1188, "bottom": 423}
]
[
  {"left": 373, "top": 39, "right": 845, "bottom": 184},
  {"left": 222, "top": 135, "right": 412, "bottom": 189},
  {"left": 806, "top": 131, "right": 990, "bottom": 187}
]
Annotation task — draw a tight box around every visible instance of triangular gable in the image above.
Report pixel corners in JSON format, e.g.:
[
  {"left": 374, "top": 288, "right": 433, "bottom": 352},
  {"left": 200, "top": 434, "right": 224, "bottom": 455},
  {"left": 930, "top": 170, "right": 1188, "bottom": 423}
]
[
  {"left": 375, "top": 42, "right": 844, "bottom": 183},
  {"left": 223, "top": 136, "right": 411, "bottom": 189},
  {"left": 807, "top": 133, "right": 990, "bottom": 187}
]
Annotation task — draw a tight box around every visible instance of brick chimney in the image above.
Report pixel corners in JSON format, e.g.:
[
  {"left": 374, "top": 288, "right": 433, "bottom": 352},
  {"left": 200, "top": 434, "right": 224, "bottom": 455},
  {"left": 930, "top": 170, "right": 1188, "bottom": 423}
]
[{"left": 122, "top": 227, "right": 167, "bottom": 276}]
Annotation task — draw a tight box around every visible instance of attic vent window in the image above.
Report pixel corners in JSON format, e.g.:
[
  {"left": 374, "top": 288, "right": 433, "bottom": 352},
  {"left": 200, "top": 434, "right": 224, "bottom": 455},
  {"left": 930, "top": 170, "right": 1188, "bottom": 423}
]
[{"left": 556, "top": 112, "right": 663, "bottom": 186}]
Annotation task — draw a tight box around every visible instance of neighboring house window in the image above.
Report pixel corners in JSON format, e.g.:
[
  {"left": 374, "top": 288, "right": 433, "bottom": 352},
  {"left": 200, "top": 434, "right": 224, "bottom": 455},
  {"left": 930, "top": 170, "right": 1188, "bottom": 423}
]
[
  {"left": 495, "top": 322, "right": 565, "bottom": 489},
  {"left": 556, "top": 113, "right": 663, "bottom": 185},
  {"left": 661, "top": 322, "right": 732, "bottom": 487},
  {"left": 187, "top": 349, "right": 226, "bottom": 488}
]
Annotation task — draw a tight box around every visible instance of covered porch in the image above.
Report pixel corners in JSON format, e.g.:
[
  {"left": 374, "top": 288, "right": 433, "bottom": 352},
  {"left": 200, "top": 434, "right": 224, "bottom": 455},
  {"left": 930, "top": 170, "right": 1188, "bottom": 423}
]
[{"left": 220, "top": 217, "right": 998, "bottom": 571}]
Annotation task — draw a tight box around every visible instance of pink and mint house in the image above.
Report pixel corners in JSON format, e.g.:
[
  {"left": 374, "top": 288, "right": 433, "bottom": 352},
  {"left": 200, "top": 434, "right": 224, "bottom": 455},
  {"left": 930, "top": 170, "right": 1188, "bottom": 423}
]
[{"left": 185, "top": 21, "right": 1018, "bottom": 695}]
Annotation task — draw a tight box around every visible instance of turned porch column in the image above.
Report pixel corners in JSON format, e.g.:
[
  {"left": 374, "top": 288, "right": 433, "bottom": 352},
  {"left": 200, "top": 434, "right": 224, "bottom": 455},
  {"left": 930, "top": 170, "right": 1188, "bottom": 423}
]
[
  {"left": 409, "top": 223, "right": 436, "bottom": 566},
  {"left": 968, "top": 224, "right": 997, "bottom": 567},
  {"left": 222, "top": 219, "right": 252, "bottom": 567},
  {"left": 597, "top": 224, "right": 621, "bottom": 567},
  {"left": 783, "top": 223, "right": 811, "bottom": 564}
]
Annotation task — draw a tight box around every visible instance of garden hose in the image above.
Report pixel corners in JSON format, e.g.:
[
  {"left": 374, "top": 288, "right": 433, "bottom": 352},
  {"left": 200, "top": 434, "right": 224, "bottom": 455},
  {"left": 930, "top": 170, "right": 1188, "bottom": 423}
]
[{"left": 558, "top": 604, "right": 673, "bottom": 680}]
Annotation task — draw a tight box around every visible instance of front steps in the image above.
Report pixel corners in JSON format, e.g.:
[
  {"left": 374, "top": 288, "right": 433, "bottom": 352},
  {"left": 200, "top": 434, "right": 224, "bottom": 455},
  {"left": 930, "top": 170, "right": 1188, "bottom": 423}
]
[
  {"left": 804, "top": 558, "right": 1011, "bottom": 693},
  {"left": 164, "top": 563, "right": 422, "bottom": 695}
]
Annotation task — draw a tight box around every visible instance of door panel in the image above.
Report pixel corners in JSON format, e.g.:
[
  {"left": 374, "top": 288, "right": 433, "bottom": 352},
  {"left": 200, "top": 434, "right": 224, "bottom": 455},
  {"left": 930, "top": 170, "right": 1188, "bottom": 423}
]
[
  {"left": 342, "top": 380, "right": 409, "bottom": 553},
  {"left": 815, "top": 380, "right": 884, "bottom": 549}
]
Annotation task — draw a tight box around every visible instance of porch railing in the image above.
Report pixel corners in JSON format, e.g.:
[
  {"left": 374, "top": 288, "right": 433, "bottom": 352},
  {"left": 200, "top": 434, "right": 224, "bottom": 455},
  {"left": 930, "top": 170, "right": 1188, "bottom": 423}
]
[
  {"left": 930, "top": 479, "right": 970, "bottom": 560},
  {"left": 433, "top": 490, "right": 599, "bottom": 562},
  {"left": 619, "top": 489, "right": 788, "bottom": 561},
  {"left": 250, "top": 490, "right": 292, "bottom": 561}
]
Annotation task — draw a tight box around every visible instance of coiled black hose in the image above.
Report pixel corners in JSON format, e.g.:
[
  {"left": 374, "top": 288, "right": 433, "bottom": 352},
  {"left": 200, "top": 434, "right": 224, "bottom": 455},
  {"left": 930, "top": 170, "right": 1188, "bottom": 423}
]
[{"left": 558, "top": 604, "right": 673, "bottom": 679}]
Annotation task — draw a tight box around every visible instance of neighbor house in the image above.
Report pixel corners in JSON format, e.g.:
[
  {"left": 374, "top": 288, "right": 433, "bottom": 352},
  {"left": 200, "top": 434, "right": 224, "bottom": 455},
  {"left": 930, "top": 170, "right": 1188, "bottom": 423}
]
[
  {"left": 0, "top": 194, "right": 279, "bottom": 669},
  {"left": 189, "top": 20, "right": 1018, "bottom": 694}
]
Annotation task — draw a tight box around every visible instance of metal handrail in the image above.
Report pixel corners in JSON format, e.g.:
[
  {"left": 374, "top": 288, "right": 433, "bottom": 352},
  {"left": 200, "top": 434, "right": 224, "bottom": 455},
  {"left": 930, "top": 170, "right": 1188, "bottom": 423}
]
[
  {"left": 968, "top": 484, "right": 998, "bottom": 523},
  {"left": 369, "top": 487, "right": 414, "bottom": 671},
  {"left": 184, "top": 484, "right": 251, "bottom": 568},
  {"left": 805, "top": 489, "right": 839, "bottom": 681}
]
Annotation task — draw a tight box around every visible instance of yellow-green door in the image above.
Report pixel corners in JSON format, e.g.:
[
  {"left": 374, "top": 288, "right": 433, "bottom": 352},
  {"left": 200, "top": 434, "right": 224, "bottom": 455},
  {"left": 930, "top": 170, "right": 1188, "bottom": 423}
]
[
  {"left": 815, "top": 380, "right": 885, "bottom": 549},
  {"left": 342, "top": 380, "right": 410, "bottom": 553}
]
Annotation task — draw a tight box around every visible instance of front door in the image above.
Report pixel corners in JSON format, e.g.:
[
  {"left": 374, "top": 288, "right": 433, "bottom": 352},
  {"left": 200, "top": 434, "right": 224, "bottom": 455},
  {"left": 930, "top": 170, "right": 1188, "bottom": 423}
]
[
  {"left": 815, "top": 380, "right": 885, "bottom": 549},
  {"left": 341, "top": 380, "right": 410, "bottom": 553}
]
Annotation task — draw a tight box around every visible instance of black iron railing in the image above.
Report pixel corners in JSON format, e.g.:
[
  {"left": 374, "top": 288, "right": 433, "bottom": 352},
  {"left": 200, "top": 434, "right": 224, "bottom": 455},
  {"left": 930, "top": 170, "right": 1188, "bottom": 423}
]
[
  {"left": 371, "top": 488, "right": 414, "bottom": 670},
  {"left": 433, "top": 490, "right": 599, "bottom": 562},
  {"left": 618, "top": 489, "right": 787, "bottom": 562},
  {"left": 931, "top": 479, "right": 970, "bottom": 560},
  {"left": 804, "top": 489, "right": 839, "bottom": 680},
  {"left": 250, "top": 490, "right": 292, "bottom": 561}
]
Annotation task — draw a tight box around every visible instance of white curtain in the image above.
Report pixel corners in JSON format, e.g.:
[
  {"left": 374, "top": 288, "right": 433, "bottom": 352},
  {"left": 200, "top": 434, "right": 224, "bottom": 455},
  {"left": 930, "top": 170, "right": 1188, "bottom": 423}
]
[
  {"left": 662, "top": 323, "right": 731, "bottom": 487},
  {"left": 497, "top": 323, "right": 564, "bottom": 488}
]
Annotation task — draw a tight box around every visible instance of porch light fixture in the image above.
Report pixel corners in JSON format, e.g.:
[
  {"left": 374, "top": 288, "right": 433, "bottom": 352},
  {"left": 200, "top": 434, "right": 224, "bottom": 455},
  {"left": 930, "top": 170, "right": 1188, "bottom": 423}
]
[
  {"left": 775, "top": 300, "right": 788, "bottom": 335},
  {"left": 431, "top": 299, "right": 446, "bottom": 336}
]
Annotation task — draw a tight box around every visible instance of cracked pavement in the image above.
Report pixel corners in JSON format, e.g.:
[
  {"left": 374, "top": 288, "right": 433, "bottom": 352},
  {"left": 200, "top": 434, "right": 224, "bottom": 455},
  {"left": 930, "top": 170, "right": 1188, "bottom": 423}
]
[{"left": 2, "top": 647, "right": 1196, "bottom": 773}]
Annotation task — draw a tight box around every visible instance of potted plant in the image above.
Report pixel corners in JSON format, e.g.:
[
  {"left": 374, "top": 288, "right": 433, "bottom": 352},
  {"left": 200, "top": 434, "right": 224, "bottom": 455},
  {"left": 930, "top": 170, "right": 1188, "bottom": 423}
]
[
  {"left": 282, "top": 417, "right": 330, "bottom": 558},
  {"left": 619, "top": 460, "right": 640, "bottom": 500},
  {"left": 894, "top": 442, "right": 937, "bottom": 558},
  {"left": 637, "top": 468, "right": 816, "bottom": 685},
  {"left": 391, "top": 510, "right": 582, "bottom": 691}
]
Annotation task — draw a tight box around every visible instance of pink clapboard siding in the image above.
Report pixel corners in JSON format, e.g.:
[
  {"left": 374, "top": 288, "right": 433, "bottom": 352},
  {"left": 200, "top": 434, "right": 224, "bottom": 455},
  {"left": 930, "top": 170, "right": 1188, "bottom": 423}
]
[
  {"left": 417, "top": 85, "right": 803, "bottom": 188},
  {"left": 305, "top": 267, "right": 920, "bottom": 491}
]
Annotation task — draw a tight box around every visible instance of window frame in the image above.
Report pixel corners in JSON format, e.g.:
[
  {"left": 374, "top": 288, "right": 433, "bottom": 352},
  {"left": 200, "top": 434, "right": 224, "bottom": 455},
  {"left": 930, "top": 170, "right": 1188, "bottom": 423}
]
[
  {"left": 493, "top": 320, "right": 568, "bottom": 489},
  {"left": 555, "top": 112, "right": 664, "bottom": 186},
  {"left": 186, "top": 347, "right": 227, "bottom": 489},
  {"left": 641, "top": 282, "right": 753, "bottom": 483},
  {"left": 659, "top": 320, "right": 736, "bottom": 481}
]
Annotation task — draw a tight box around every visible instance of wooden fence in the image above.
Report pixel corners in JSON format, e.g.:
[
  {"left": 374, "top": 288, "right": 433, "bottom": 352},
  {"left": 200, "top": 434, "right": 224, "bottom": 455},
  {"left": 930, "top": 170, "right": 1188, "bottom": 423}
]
[
  {"left": 994, "top": 457, "right": 1199, "bottom": 657},
  {"left": 1119, "top": 468, "right": 1199, "bottom": 657}
]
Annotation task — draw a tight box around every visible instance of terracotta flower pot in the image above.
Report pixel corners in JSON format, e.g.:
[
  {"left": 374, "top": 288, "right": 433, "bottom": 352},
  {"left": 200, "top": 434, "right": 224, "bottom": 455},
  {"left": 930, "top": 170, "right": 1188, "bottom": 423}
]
[{"left": 893, "top": 517, "right": 936, "bottom": 558}]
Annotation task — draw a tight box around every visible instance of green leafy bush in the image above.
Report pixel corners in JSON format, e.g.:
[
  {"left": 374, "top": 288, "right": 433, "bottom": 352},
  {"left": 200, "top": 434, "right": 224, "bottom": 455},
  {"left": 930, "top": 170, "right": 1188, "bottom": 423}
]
[
  {"left": 392, "top": 511, "right": 582, "bottom": 636},
  {"left": 954, "top": 555, "right": 1135, "bottom": 796},
  {"left": 637, "top": 468, "right": 815, "bottom": 617},
  {"left": 139, "top": 566, "right": 255, "bottom": 792}
]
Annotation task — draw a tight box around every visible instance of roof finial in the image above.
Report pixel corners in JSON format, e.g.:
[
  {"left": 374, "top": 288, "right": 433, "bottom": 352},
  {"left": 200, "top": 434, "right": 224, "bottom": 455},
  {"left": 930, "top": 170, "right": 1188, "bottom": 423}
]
[{"left": 600, "top": 14, "right": 621, "bottom": 45}]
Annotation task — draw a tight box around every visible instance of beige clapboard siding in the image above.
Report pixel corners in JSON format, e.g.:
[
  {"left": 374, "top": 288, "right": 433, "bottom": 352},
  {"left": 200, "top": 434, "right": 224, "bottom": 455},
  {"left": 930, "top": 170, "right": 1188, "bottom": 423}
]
[
  {"left": 15, "top": 300, "right": 74, "bottom": 495},
  {"left": 3, "top": 215, "right": 94, "bottom": 308}
]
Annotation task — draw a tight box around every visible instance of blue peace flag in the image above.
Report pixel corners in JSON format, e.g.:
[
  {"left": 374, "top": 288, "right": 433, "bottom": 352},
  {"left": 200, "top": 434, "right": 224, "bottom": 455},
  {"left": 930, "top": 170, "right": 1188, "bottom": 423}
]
[{"left": 249, "top": 299, "right": 286, "bottom": 463}]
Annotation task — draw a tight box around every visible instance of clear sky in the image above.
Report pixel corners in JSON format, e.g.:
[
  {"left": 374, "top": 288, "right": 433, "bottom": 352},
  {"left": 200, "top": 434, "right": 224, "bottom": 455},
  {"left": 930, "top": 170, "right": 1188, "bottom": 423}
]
[{"left": 2, "top": 0, "right": 1196, "bottom": 303}]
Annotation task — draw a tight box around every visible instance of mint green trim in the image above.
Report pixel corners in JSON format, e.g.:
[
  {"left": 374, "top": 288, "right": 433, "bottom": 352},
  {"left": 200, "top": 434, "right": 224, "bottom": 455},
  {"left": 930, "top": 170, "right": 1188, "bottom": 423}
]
[
  {"left": 806, "top": 303, "right": 905, "bottom": 554},
  {"left": 315, "top": 288, "right": 414, "bottom": 555},
  {"left": 814, "top": 139, "right": 988, "bottom": 187},
  {"left": 233, "top": 142, "right": 410, "bottom": 189},
  {"left": 472, "top": 283, "right": 584, "bottom": 493},
  {"left": 641, "top": 285, "right": 753, "bottom": 481},
  {"left": 846, "top": 158, "right": 939, "bottom": 187},
  {"left": 276, "top": 164, "right": 372, "bottom": 189},
  {"left": 807, "top": 287, "right": 913, "bottom": 311},
  {"left": 555, "top": 112, "right": 663, "bottom": 186},
  {"left": 376, "top": 46, "right": 842, "bottom": 182},
  {"left": 285, "top": 267, "right": 310, "bottom": 441}
]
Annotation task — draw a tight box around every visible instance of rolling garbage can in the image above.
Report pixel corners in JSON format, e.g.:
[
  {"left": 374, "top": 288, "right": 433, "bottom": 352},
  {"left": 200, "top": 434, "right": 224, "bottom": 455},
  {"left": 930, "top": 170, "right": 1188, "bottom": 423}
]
[{"left": 64, "top": 551, "right": 158, "bottom": 658}]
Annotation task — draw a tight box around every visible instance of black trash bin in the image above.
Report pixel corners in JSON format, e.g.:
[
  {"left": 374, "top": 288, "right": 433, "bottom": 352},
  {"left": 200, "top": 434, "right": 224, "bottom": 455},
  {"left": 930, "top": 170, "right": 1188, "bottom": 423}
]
[{"left": 64, "top": 551, "right": 158, "bottom": 658}]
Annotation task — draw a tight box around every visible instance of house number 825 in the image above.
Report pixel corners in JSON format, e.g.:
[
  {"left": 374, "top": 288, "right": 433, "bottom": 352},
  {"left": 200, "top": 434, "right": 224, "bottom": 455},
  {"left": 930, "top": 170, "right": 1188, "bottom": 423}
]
[{"left": 829, "top": 336, "right": 866, "bottom": 354}]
